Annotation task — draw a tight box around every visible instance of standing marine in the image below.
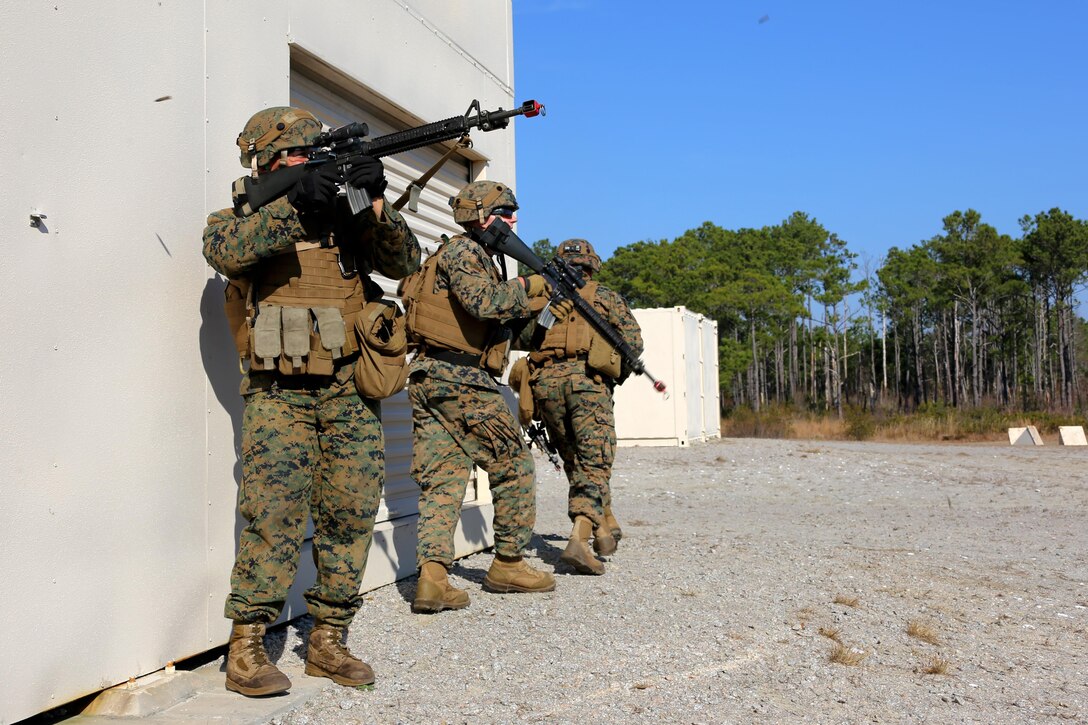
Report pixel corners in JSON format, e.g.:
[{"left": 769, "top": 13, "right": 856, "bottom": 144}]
[
  {"left": 203, "top": 106, "right": 421, "bottom": 696},
  {"left": 401, "top": 180, "right": 561, "bottom": 613},
  {"left": 526, "top": 239, "right": 643, "bottom": 575}
]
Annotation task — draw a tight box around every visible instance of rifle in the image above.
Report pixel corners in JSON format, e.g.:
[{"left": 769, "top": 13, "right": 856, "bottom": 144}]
[
  {"left": 232, "top": 99, "right": 545, "bottom": 216},
  {"left": 526, "top": 421, "right": 562, "bottom": 471},
  {"left": 469, "top": 220, "right": 668, "bottom": 395}
]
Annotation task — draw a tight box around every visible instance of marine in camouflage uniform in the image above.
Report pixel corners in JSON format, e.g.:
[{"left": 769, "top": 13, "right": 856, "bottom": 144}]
[
  {"left": 401, "top": 180, "right": 560, "bottom": 613},
  {"left": 528, "top": 239, "right": 643, "bottom": 576},
  {"left": 203, "top": 107, "right": 420, "bottom": 696}
]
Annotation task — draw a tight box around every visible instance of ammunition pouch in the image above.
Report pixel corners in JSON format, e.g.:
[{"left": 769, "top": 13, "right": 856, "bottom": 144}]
[
  {"left": 353, "top": 299, "right": 409, "bottom": 400},
  {"left": 248, "top": 303, "right": 357, "bottom": 377}
]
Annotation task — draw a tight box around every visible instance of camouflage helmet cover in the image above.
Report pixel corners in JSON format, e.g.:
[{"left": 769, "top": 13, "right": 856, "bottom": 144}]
[
  {"left": 558, "top": 238, "right": 601, "bottom": 274},
  {"left": 237, "top": 106, "right": 322, "bottom": 169},
  {"left": 449, "top": 180, "right": 518, "bottom": 224}
]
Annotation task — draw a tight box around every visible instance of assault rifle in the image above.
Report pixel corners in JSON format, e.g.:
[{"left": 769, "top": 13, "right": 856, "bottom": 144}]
[
  {"left": 526, "top": 421, "right": 562, "bottom": 471},
  {"left": 469, "top": 220, "right": 668, "bottom": 395},
  {"left": 232, "top": 99, "right": 545, "bottom": 216}
]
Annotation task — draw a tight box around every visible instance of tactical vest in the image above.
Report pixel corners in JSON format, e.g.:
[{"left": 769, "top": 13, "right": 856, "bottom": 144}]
[
  {"left": 539, "top": 280, "right": 600, "bottom": 357},
  {"left": 224, "top": 241, "right": 371, "bottom": 377},
  {"left": 534, "top": 280, "right": 623, "bottom": 380},
  {"left": 400, "top": 237, "right": 508, "bottom": 370}
]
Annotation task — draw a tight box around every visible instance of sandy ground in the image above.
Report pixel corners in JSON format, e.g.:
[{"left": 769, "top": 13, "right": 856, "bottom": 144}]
[{"left": 258, "top": 437, "right": 1087, "bottom": 724}]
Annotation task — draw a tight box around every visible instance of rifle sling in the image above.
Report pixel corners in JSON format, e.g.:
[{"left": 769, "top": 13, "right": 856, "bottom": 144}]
[{"left": 392, "top": 134, "right": 472, "bottom": 212}]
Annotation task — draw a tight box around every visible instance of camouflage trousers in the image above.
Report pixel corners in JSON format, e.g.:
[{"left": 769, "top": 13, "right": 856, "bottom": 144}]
[
  {"left": 531, "top": 362, "right": 616, "bottom": 528},
  {"left": 409, "top": 371, "right": 536, "bottom": 566},
  {"left": 225, "top": 366, "right": 383, "bottom": 629}
]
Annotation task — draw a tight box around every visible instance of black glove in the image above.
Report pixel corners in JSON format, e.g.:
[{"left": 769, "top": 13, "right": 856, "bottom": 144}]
[
  {"left": 345, "top": 155, "right": 388, "bottom": 198},
  {"left": 287, "top": 164, "right": 342, "bottom": 214}
]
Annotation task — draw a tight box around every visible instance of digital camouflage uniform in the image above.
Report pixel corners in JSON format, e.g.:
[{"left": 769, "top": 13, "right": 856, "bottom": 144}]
[
  {"left": 530, "top": 271, "right": 643, "bottom": 531},
  {"left": 408, "top": 235, "right": 536, "bottom": 566},
  {"left": 204, "top": 194, "right": 420, "bottom": 628}
]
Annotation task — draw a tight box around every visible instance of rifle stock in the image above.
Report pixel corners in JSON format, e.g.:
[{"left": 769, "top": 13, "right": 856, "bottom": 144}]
[{"left": 470, "top": 220, "right": 667, "bottom": 394}]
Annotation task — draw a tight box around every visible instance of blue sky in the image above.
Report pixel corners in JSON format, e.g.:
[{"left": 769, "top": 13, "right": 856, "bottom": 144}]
[{"left": 510, "top": 0, "right": 1087, "bottom": 267}]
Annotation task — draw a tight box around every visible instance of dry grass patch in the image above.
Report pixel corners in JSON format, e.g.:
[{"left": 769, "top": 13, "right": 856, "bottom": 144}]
[
  {"left": 918, "top": 656, "right": 950, "bottom": 675},
  {"left": 795, "top": 606, "right": 817, "bottom": 627},
  {"left": 789, "top": 417, "right": 844, "bottom": 440},
  {"left": 833, "top": 594, "right": 860, "bottom": 608},
  {"left": 818, "top": 626, "right": 842, "bottom": 643},
  {"left": 828, "top": 643, "right": 867, "bottom": 666},
  {"left": 907, "top": 619, "right": 941, "bottom": 645}
]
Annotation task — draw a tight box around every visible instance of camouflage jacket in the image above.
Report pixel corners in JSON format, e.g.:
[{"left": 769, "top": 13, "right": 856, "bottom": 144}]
[
  {"left": 410, "top": 234, "right": 532, "bottom": 390},
  {"left": 202, "top": 196, "right": 420, "bottom": 282}
]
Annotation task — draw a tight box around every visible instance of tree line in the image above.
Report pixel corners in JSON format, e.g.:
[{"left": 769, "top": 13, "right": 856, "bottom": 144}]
[{"left": 532, "top": 208, "right": 1088, "bottom": 416}]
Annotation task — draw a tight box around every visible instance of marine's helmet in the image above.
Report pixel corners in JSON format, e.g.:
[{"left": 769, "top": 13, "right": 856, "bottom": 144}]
[
  {"left": 449, "top": 180, "right": 518, "bottom": 224},
  {"left": 236, "top": 106, "right": 323, "bottom": 169},
  {"left": 557, "top": 238, "right": 601, "bottom": 274}
]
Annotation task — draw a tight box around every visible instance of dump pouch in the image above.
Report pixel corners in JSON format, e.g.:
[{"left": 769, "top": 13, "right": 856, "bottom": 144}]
[
  {"left": 354, "top": 299, "right": 409, "bottom": 399},
  {"left": 588, "top": 331, "right": 622, "bottom": 379},
  {"left": 507, "top": 356, "right": 534, "bottom": 426}
]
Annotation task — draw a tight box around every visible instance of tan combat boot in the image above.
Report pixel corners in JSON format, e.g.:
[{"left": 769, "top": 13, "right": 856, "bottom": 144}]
[
  {"left": 224, "top": 623, "right": 291, "bottom": 697},
  {"left": 560, "top": 515, "right": 605, "bottom": 575},
  {"left": 483, "top": 555, "right": 556, "bottom": 593},
  {"left": 304, "top": 623, "right": 375, "bottom": 686},
  {"left": 594, "top": 505, "right": 620, "bottom": 555},
  {"left": 593, "top": 524, "right": 618, "bottom": 556},
  {"left": 412, "top": 561, "right": 471, "bottom": 613},
  {"left": 604, "top": 505, "right": 623, "bottom": 541}
]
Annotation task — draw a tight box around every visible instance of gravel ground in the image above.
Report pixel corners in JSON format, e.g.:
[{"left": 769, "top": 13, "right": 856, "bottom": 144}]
[{"left": 253, "top": 438, "right": 1086, "bottom": 724}]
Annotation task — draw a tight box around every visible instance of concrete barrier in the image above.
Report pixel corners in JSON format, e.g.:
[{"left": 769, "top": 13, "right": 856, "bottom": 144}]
[
  {"left": 1058, "top": 426, "right": 1087, "bottom": 446},
  {"left": 1008, "top": 426, "right": 1044, "bottom": 445}
]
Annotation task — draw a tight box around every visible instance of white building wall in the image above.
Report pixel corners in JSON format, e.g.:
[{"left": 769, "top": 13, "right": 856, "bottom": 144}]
[{"left": 0, "top": 1, "right": 517, "bottom": 721}]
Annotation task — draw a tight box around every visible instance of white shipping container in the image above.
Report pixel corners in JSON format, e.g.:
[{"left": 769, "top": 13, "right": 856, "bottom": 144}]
[
  {"left": 702, "top": 316, "right": 722, "bottom": 439},
  {"left": 614, "top": 307, "right": 721, "bottom": 447}
]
